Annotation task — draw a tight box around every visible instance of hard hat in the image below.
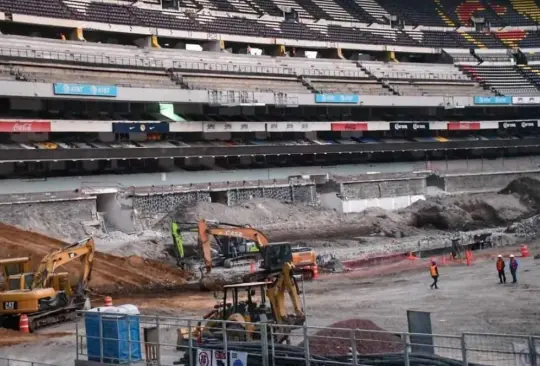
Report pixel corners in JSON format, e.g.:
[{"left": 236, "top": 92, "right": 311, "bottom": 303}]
[
  {"left": 497, "top": 254, "right": 502, "bottom": 258},
  {"left": 510, "top": 254, "right": 515, "bottom": 258}
]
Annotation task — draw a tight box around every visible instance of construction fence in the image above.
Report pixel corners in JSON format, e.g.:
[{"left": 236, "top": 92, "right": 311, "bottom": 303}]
[{"left": 63, "top": 313, "right": 540, "bottom": 366}]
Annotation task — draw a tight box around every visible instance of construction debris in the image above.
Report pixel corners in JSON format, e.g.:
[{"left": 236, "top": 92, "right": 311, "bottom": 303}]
[{"left": 303, "top": 319, "right": 403, "bottom": 356}]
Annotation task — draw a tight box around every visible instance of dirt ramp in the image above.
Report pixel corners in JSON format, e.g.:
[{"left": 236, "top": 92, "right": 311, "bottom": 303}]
[
  {"left": 0, "top": 224, "right": 189, "bottom": 296},
  {"left": 500, "top": 177, "right": 540, "bottom": 209}
]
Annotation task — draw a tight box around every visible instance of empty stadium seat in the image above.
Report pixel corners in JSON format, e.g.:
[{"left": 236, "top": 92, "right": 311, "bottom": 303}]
[
  {"left": 181, "top": 74, "right": 309, "bottom": 93},
  {"left": 460, "top": 65, "right": 540, "bottom": 95}
]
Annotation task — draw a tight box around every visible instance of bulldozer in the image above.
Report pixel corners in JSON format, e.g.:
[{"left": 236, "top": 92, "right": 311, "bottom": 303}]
[
  {"left": 178, "top": 241, "right": 305, "bottom": 345},
  {"left": 0, "top": 237, "right": 95, "bottom": 332}
]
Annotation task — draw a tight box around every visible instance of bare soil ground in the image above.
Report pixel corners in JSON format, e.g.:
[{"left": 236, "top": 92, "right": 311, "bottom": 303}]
[
  {"left": 2, "top": 244, "right": 539, "bottom": 365},
  {"left": 0, "top": 224, "right": 190, "bottom": 296}
]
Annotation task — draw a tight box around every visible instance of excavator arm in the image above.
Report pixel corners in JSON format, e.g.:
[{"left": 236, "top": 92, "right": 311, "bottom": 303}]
[
  {"left": 198, "top": 220, "right": 270, "bottom": 273},
  {"left": 266, "top": 262, "right": 304, "bottom": 325},
  {"left": 32, "top": 237, "right": 95, "bottom": 290}
]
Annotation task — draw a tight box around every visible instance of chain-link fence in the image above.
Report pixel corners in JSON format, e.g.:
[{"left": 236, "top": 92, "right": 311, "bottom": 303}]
[{"left": 64, "top": 313, "right": 540, "bottom": 366}]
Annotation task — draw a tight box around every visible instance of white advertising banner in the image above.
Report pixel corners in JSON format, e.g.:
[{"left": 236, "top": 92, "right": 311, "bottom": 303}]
[
  {"left": 266, "top": 122, "right": 331, "bottom": 132},
  {"left": 512, "top": 96, "right": 540, "bottom": 104},
  {"left": 203, "top": 122, "right": 265, "bottom": 132},
  {"left": 50, "top": 120, "right": 113, "bottom": 132},
  {"left": 168, "top": 122, "right": 204, "bottom": 132}
]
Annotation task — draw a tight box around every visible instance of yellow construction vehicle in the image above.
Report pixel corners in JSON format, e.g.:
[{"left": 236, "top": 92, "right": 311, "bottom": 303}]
[
  {"left": 0, "top": 237, "right": 95, "bottom": 332},
  {"left": 179, "top": 242, "right": 305, "bottom": 345},
  {"left": 174, "top": 219, "right": 317, "bottom": 279}
]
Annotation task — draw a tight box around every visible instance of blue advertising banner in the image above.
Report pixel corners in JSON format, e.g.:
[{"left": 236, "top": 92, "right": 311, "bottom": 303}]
[
  {"left": 112, "top": 123, "right": 169, "bottom": 134},
  {"left": 315, "top": 94, "right": 359, "bottom": 104},
  {"left": 53, "top": 83, "right": 118, "bottom": 97},
  {"left": 473, "top": 96, "right": 511, "bottom": 105}
]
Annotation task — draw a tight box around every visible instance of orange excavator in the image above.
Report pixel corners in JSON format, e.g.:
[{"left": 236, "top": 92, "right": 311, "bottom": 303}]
[{"left": 173, "top": 220, "right": 317, "bottom": 279}]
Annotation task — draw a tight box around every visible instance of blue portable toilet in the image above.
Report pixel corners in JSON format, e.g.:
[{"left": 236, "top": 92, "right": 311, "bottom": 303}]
[{"left": 85, "top": 305, "right": 142, "bottom": 364}]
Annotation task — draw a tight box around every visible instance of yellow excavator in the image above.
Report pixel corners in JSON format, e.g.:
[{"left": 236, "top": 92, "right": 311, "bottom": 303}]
[
  {"left": 178, "top": 242, "right": 305, "bottom": 345},
  {"left": 172, "top": 219, "right": 317, "bottom": 279},
  {"left": 0, "top": 237, "right": 95, "bottom": 332}
]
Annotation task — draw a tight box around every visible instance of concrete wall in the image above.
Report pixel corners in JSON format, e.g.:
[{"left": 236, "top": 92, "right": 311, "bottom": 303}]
[
  {"left": 132, "top": 184, "right": 316, "bottom": 217},
  {"left": 0, "top": 197, "right": 97, "bottom": 241},
  {"left": 341, "top": 178, "right": 426, "bottom": 199},
  {"left": 444, "top": 170, "right": 540, "bottom": 193},
  {"left": 342, "top": 195, "right": 426, "bottom": 213}
]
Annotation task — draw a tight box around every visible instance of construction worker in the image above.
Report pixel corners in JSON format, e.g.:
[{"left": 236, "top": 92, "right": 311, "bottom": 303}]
[
  {"left": 496, "top": 255, "right": 506, "bottom": 284},
  {"left": 509, "top": 254, "right": 519, "bottom": 283},
  {"left": 429, "top": 260, "right": 439, "bottom": 289}
]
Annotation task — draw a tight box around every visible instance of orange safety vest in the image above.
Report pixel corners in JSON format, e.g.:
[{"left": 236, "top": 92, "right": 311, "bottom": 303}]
[
  {"left": 430, "top": 264, "right": 438, "bottom": 276},
  {"left": 496, "top": 259, "right": 504, "bottom": 271}
]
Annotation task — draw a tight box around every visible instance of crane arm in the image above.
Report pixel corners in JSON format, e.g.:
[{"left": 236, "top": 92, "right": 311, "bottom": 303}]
[
  {"left": 32, "top": 237, "right": 95, "bottom": 289},
  {"left": 198, "top": 220, "right": 270, "bottom": 273},
  {"left": 266, "top": 262, "right": 304, "bottom": 324}
]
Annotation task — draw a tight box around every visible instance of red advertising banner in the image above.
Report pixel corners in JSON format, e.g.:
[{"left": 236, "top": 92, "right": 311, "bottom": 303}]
[
  {"left": 0, "top": 121, "right": 51, "bottom": 132},
  {"left": 331, "top": 122, "right": 368, "bottom": 131},
  {"left": 447, "top": 122, "right": 480, "bottom": 131}
]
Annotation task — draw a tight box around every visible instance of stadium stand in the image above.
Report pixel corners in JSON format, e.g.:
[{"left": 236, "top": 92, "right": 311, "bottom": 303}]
[{"left": 460, "top": 65, "right": 540, "bottom": 95}]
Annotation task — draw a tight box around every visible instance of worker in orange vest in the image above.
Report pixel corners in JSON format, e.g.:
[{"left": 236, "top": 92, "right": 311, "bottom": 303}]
[
  {"left": 496, "top": 254, "right": 506, "bottom": 284},
  {"left": 429, "top": 260, "right": 439, "bottom": 289}
]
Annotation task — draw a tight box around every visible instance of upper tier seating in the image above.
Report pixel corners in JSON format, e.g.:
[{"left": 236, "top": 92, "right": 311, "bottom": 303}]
[
  {"left": 460, "top": 65, "right": 540, "bottom": 95},
  {"left": 2, "top": 62, "right": 177, "bottom": 88},
  {"left": 181, "top": 74, "right": 309, "bottom": 92},
  {"left": 0, "top": 0, "right": 538, "bottom": 44},
  {"left": 361, "top": 61, "right": 492, "bottom": 96}
]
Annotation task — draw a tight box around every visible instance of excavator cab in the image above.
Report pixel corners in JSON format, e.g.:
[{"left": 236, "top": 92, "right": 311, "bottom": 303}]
[
  {"left": 0, "top": 258, "right": 30, "bottom": 291},
  {"left": 259, "top": 242, "right": 293, "bottom": 273}
]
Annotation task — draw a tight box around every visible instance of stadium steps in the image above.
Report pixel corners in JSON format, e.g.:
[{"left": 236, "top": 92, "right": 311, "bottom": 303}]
[
  {"left": 299, "top": 75, "right": 317, "bottom": 92},
  {"left": 517, "top": 65, "right": 540, "bottom": 90},
  {"left": 459, "top": 32, "right": 486, "bottom": 48},
  {"left": 168, "top": 70, "right": 190, "bottom": 89},
  {"left": 356, "top": 62, "right": 399, "bottom": 95},
  {"left": 351, "top": 0, "right": 390, "bottom": 23},
  {"left": 509, "top": 0, "right": 540, "bottom": 21},
  {"left": 434, "top": 0, "right": 456, "bottom": 26}
]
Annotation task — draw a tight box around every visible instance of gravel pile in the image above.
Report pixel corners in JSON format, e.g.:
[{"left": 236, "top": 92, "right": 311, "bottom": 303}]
[{"left": 304, "top": 319, "right": 403, "bottom": 356}]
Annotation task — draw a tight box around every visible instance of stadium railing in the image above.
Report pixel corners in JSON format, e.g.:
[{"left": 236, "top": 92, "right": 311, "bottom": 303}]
[{"left": 68, "top": 313, "right": 540, "bottom": 366}]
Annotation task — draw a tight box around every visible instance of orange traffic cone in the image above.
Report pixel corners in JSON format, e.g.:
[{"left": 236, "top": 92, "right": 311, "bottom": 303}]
[
  {"left": 441, "top": 256, "right": 447, "bottom": 265},
  {"left": 104, "top": 296, "right": 113, "bottom": 307},
  {"left": 19, "top": 314, "right": 29, "bottom": 333},
  {"left": 249, "top": 262, "right": 256, "bottom": 273},
  {"left": 521, "top": 244, "right": 530, "bottom": 258},
  {"left": 407, "top": 252, "right": 416, "bottom": 260},
  {"left": 312, "top": 265, "right": 319, "bottom": 280}
]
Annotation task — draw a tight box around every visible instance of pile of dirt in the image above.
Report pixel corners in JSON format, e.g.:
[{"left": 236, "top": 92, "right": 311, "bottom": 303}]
[
  {"left": 303, "top": 319, "right": 402, "bottom": 356},
  {"left": 0, "top": 223, "right": 190, "bottom": 296},
  {"left": 158, "top": 199, "right": 416, "bottom": 241},
  {"left": 500, "top": 177, "right": 540, "bottom": 210},
  {"left": 400, "top": 192, "right": 530, "bottom": 230}
]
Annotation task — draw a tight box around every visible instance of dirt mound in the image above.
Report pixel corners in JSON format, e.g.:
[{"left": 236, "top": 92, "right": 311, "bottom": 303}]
[
  {"left": 0, "top": 224, "right": 189, "bottom": 296},
  {"left": 500, "top": 177, "right": 540, "bottom": 209},
  {"left": 401, "top": 193, "right": 530, "bottom": 230},
  {"left": 303, "top": 319, "right": 402, "bottom": 356},
  {"left": 159, "top": 199, "right": 415, "bottom": 241}
]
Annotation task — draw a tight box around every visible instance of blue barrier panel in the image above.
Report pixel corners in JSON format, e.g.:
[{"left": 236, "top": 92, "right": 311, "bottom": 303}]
[
  {"left": 315, "top": 94, "right": 359, "bottom": 104},
  {"left": 112, "top": 122, "right": 170, "bottom": 133},
  {"left": 473, "top": 96, "right": 511, "bottom": 105},
  {"left": 53, "top": 83, "right": 118, "bottom": 97}
]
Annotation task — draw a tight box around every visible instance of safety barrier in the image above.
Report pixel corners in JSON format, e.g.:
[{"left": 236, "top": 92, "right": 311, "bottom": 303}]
[{"left": 71, "top": 313, "right": 540, "bottom": 366}]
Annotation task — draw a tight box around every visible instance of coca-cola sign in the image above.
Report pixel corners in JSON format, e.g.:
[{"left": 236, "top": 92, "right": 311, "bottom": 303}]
[
  {"left": 447, "top": 122, "right": 480, "bottom": 131},
  {"left": 0, "top": 121, "right": 51, "bottom": 132}
]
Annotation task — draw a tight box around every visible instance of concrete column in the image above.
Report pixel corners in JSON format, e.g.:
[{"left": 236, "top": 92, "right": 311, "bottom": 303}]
[
  {"left": 202, "top": 40, "right": 224, "bottom": 52},
  {"left": 69, "top": 27, "right": 85, "bottom": 41},
  {"left": 318, "top": 48, "right": 344, "bottom": 59},
  {"left": 272, "top": 45, "right": 286, "bottom": 57},
  {"left": 134, "top": 36, "right": 152, "bottom": 48}
]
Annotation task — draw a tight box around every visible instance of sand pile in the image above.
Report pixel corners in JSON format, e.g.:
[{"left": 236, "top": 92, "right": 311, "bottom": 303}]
[{"left": 0, "top": 224, "right": 189, "bottom": 296}]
